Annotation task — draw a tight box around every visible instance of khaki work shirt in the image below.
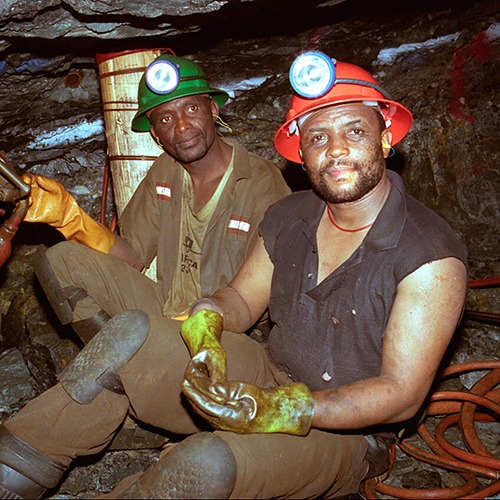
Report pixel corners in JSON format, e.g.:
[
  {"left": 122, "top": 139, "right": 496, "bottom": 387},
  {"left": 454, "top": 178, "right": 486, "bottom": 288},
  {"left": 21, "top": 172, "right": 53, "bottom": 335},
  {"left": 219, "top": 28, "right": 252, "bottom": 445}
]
[{"left": 120, "top": 138, "right": 291, "bottom": 312}]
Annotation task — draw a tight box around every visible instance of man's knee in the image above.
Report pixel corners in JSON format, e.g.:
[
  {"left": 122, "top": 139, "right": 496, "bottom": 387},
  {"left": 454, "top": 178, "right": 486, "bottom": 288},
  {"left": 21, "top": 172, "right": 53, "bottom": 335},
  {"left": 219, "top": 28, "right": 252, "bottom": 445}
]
[
  {"left": 34, "top": 242, "right": 92, "bottom": 325},
  {"left": 44, "top": 240, "right": 92, "bottom": 285},
  {"left": 115, "top": 432, "right": 237, "bottom": 499},
  {"left": 34, "top": 242, "right": 111, "bottom": 343}
]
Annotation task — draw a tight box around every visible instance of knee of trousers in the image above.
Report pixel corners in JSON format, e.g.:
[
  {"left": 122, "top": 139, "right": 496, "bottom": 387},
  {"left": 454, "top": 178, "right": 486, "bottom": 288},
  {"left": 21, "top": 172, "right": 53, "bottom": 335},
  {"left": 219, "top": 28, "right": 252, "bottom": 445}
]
[
  {"left": 117, "top": 432, "right": 237, "bottom": 499},
  {"left": 33, "top": 242, "right": 90, "bottom": 325},
  {"left": 0, "top": 425, "right": 66, "bottom": 499},
  {"left": 59, "top": 310, "right": 150, "bottom": 405}
]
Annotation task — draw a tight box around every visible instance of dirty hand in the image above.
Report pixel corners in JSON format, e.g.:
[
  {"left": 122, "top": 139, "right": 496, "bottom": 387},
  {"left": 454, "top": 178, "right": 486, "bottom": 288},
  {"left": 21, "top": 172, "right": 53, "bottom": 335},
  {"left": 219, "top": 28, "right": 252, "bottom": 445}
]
[
  {"left": 22, "top": 173, "right": 115, "bottom": 253},
  {"left": 181, "top": 378, "right": 314, "bottom": 435},
  {"left": 180, "top": 309, "right": 226, "bottom": 383}
]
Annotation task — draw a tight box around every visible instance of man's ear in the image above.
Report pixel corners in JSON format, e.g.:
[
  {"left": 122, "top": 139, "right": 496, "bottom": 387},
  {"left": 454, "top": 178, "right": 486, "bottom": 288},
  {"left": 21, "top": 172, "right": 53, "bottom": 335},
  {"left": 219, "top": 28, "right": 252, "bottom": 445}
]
[
  {"left": 381, "top": 128, "right": 393, "bottom": 158},
  {"left": 150, "top": 124, "right": 157, "bottom": 138},
  {"left": 210, "top": 99, "right": 219, "bottom": 121}
]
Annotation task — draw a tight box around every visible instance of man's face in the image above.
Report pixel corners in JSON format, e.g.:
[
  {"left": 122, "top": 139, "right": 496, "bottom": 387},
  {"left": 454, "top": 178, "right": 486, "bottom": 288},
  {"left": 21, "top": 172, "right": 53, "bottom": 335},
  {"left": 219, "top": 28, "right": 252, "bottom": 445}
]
[
  {"left": 299, "top": 103, "right": 392, "bottom": 204},
  {"left": 149, "top": 95, "right": 218, "bottom": 165}
]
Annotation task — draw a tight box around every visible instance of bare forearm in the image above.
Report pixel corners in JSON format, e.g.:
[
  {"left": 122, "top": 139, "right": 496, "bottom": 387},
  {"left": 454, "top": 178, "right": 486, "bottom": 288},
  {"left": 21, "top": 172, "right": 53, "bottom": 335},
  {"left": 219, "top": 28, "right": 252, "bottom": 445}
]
[
  {"left": 312, "top": 376, "right": 424, "bottom": 430},
  {"left": 190, "top": 286, "right": 254, "bottom": 333},
  {"left": 109, "top": 236, "right": 144, "bottom": 271},
  {"left": 212, "top": 286, "right": 254, "bottom": 332}
]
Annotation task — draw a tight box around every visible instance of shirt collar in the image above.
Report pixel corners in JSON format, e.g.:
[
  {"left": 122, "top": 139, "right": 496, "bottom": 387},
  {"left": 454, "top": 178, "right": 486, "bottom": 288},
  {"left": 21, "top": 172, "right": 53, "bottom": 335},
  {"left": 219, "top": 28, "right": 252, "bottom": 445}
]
[
  {"left": 222, "top": 138, "right": 252, "bottom": 182},
  {"left": 365, "top": 169, "right": 407, "bottom": 252},
  {"left": 294, "top": 169, "right": 407, "bottom": 253}
]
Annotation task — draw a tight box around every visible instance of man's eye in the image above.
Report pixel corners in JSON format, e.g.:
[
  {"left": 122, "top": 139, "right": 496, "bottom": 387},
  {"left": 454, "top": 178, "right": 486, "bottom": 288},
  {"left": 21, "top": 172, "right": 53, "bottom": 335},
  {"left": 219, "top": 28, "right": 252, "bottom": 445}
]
[
  {"left": 188, "top": 105, "right": 198, "bottom": 113},
  {"left": 350, "top": 128, "right": 364, "bottom": 136},
  {"left": 161, "top": 116, "right": 172, "bottom": 124}
]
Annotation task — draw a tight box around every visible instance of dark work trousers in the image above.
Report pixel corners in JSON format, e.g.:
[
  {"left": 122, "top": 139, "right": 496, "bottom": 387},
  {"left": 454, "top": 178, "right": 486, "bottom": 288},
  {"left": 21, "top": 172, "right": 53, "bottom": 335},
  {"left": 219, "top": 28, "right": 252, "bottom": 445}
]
[{"left": 5, "top": 241, "right": 369, "bottom": 499}]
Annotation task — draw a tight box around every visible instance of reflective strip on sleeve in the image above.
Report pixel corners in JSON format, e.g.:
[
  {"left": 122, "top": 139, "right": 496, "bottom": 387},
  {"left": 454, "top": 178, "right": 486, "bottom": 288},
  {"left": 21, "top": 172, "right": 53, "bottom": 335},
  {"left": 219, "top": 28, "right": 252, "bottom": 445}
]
[
  {"left": 156, "top": 182, "right": 171, "bottom": 201},
  {"left": 227, "top": 216, "right": 250, "bottom": 235}
]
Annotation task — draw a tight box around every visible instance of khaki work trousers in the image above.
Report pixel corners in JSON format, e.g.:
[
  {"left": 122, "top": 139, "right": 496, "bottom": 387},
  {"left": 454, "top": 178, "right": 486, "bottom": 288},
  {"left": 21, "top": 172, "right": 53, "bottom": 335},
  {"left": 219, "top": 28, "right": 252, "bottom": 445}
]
[{"left": 5, "top": 241, "right": 369, "bottom": 499}]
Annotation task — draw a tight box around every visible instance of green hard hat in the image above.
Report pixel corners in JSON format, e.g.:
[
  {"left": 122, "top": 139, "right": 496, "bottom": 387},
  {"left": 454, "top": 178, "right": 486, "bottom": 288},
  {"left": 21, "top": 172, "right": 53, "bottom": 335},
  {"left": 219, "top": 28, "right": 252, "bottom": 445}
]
[{"left": 132, "top": 54, "right": 229, "bottom": 132}]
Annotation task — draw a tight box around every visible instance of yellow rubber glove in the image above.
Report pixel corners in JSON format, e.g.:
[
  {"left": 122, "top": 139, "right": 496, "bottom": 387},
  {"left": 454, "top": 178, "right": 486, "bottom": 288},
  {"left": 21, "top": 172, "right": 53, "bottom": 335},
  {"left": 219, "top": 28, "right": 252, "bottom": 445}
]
[
  {"left": 182, "top": 378, "right": 314, "bottom": 436},
  {"left": 180, "top": 309, "right": 226, "bottom": 383},
  {"left": 22, "top": 173, "right": 115, "bottom": 253}
]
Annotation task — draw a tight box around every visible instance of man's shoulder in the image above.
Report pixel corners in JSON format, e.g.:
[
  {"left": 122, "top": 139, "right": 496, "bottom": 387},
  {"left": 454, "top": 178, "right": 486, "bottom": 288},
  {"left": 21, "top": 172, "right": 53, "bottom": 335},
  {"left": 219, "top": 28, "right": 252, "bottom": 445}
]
[
  {"left": 147, "top": 153, "right": 176, "bottom": 174},
  {"left": 264, "top": 189, "right": 317, "bottom": 221},
  {"left": 229, "top": 139, "right": 279, "bottom": 172},
  {"left": 228, "top": 140, "right": 291, "bottom": 196},
  {"left": 405, "top": 194, "right": 461, "bottom": 240},
  {"left": 400, "top": 193, "right": 468, "bottom": 266}
]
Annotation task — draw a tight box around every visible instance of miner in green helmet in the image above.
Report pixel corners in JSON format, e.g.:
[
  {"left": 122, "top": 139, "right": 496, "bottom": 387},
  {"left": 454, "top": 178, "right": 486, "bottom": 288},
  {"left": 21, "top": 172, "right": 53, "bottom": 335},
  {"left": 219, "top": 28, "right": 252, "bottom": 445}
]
[
  {"left": 0, "top": 54, "right": 291, "bottom": 498},
  {"left": 11, "top": 52, "right": 290, "bottom": 340}
]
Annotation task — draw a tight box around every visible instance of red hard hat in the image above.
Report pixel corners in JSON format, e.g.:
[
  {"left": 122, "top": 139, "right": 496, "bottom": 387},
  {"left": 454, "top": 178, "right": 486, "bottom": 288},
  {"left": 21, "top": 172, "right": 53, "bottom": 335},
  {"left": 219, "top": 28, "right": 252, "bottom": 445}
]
[{"left": 275, "top": 59, "right": 413, "bottom": 164}]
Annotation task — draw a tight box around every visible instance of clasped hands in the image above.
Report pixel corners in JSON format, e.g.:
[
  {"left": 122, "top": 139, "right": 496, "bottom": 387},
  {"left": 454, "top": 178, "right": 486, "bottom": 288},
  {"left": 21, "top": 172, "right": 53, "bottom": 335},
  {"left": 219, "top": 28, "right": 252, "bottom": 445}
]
[{"left": 180, "top": 309, "right": 314, "bottom": 436}]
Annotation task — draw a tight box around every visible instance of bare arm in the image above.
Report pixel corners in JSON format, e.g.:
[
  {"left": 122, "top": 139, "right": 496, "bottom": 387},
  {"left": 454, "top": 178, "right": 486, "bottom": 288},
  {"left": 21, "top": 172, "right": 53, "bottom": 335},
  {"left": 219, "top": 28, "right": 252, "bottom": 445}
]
[
  {"left": 109, "top": 235, "right": 145, "bottom": 271},
  {"left": 190, "top": 235, "right": 274, "bottom": 332},
  {"left": 312, "top": 256, "right": 467, "bottom": 430}
]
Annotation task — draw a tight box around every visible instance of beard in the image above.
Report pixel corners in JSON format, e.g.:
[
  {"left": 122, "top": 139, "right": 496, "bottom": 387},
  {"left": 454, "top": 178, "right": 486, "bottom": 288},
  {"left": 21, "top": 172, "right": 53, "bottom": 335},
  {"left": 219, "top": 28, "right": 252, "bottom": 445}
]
[
  {"left": 306, "top": 145, "right": 386, "bottom": 204},
  {"left": 170, "top": 134, "right": 213, "bottom": 164}
]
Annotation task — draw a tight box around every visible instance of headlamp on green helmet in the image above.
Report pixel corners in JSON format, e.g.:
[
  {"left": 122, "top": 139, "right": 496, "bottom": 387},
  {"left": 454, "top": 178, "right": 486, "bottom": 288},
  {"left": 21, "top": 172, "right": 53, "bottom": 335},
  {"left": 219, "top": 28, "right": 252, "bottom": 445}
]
[
  {"left": 132, "top": 54, "right": 229, "bottom": 132},
  {"left": 146, "top": 59, "right": 181, "bottom": 94}
]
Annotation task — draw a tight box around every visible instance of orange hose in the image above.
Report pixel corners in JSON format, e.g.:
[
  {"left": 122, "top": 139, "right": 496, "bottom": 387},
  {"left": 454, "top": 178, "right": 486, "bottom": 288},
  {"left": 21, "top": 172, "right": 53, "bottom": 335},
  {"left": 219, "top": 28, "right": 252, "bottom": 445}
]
[{"left": 364, "top": 364, "right": 500, "bottom": 499}]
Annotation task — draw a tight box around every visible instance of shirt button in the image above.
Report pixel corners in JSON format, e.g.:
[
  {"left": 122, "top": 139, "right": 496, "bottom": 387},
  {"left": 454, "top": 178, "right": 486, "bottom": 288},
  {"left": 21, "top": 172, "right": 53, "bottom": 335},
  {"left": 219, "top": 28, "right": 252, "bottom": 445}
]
[
  {"left": 322, "top": 372, "right": 332, "bottom": 381},
  {"left": 307, "top": 273, "right": 314, "bottom": 279}
]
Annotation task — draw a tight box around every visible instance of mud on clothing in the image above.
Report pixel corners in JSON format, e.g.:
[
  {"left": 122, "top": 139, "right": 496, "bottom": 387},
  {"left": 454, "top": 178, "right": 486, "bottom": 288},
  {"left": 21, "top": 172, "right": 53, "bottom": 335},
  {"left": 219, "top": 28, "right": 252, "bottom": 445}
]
[
  {"left": 119, "top": 138, "right": 290, "bottom": 317},
  {"left": 261, "top": 169, "right": 468, "bottom": 432}
]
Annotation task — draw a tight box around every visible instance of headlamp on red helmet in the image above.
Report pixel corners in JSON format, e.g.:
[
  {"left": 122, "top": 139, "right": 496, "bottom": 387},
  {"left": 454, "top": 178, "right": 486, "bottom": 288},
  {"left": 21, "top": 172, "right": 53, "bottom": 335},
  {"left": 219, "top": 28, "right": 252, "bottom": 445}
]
[
  {"left": 290, "top": 52, "right": 336, "bottom": 98},
  {"left": 289, "top": 51, "right": 393, "bottom": 101}
]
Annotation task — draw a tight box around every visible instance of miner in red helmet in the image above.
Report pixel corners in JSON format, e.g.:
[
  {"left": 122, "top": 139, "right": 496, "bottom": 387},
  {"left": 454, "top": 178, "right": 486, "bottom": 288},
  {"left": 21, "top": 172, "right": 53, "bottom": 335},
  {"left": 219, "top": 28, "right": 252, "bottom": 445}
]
[
  {"left": 0, "top": 54, "right": 468, "bottom": 499},
  {"left": 174, "top": 53, "right": 468, "bottom": 497}
]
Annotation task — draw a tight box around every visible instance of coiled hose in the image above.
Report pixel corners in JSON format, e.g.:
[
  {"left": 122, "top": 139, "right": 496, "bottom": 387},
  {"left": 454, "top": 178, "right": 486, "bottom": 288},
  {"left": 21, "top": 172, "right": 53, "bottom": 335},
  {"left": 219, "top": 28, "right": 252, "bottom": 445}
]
[
  {"left": 363, "top": 360, "right": 500, "bottom": 499},
  {"left": 364, "top": 275, "right": 499, "bottom": 499}
]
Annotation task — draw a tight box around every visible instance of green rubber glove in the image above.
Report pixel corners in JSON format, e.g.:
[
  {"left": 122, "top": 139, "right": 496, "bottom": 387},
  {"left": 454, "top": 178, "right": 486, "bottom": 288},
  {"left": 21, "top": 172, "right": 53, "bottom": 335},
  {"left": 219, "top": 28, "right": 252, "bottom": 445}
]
[
  {"left": 180, "top": 309, "right": 226, "bottom": 383},
  {"left": 181, "top": 378, "right": 314, "bottom": 436}
]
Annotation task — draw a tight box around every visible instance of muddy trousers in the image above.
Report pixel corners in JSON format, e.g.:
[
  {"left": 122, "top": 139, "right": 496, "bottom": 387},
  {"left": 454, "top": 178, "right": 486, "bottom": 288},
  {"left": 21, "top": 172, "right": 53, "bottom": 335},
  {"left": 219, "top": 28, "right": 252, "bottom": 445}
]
[
  {"left": 4, "top": 242, "right": 370, "bottom": 498},
  {"left": 38, "top": 241, "right": 167, "bottom": 329}
]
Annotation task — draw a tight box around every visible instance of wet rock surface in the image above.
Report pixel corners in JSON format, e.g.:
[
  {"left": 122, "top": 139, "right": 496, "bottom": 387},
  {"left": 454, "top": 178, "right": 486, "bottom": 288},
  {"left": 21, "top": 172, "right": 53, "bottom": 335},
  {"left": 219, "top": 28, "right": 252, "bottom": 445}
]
[{"left": 0, "top": 0, "right": 499, "bottom": 497}]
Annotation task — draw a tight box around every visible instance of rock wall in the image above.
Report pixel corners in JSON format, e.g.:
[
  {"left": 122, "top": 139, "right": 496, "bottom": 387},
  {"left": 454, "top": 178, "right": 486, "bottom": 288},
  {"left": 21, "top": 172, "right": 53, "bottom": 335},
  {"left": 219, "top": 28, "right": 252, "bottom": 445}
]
[{"left": 0, "top": 0, "right": 499, "bottom": 496}]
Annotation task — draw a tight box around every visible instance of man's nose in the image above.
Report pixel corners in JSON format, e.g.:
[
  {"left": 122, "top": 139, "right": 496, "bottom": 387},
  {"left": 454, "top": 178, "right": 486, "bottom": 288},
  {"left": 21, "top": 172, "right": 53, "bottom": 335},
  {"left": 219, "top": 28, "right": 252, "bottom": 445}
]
[
  {"left": 174, "top": 114, "right": 190, "bottom": 133},
  {"left": 326, "top": 136, "right": 349, "bottom": 158}
]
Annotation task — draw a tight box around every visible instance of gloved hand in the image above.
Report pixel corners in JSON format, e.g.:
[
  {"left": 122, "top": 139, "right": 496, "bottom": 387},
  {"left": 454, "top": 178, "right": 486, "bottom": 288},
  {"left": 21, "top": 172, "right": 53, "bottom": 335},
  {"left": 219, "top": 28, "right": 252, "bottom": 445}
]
[
  {"left": 22, "top": 173, "right": 115, "bottom": 253},
  {"left": 181, "top": 378, "right": 314, "bottom": 436},
  {"left": 180, "top": 309, "right": 226, "bottom": 383}
]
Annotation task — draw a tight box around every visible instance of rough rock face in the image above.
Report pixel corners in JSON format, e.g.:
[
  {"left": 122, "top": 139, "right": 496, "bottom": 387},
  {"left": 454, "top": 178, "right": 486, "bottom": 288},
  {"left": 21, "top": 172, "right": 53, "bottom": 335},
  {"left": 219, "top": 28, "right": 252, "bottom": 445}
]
[{"left": 0, "top": 0, "right": 499, "bottom": 497}]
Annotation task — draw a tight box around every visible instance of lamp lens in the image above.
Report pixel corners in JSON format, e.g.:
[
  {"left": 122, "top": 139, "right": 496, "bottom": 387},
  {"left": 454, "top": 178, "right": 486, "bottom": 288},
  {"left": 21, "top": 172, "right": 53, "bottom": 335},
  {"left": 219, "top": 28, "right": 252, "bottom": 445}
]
[
  {"left": 145, "top": 60, "right": 180, "bottom": 94},
  {"left": 290, "top": 52, "right": 335, "bottom": 98}
]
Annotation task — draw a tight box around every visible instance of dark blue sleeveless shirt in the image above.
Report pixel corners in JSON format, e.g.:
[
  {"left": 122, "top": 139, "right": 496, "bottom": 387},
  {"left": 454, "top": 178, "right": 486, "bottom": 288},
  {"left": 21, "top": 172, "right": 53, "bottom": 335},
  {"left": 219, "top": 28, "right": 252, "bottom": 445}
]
[{"left": 260, "top": 170, "right": 468, "bottom": 392}]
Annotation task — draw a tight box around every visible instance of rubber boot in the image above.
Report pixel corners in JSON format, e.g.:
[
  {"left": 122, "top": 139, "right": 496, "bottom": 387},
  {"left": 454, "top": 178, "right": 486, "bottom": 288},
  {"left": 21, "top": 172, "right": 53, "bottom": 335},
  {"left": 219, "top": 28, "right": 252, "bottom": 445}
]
[
  {"left": 115, "top": 432, "right": 237, "bottom": 499},
  {"left": 0, "top": 426, "right": 66, "bottom": 499}
]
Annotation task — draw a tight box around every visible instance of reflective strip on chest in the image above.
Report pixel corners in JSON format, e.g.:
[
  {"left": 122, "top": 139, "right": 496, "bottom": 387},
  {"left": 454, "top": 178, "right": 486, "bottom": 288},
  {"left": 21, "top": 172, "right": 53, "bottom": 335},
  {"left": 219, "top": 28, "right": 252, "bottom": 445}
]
[
  {"left": 227, "top": 216, "right": 250, "bottom": 235},
  {"left": 156, "top": 182, "right": 171, "bottom": 201}
]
